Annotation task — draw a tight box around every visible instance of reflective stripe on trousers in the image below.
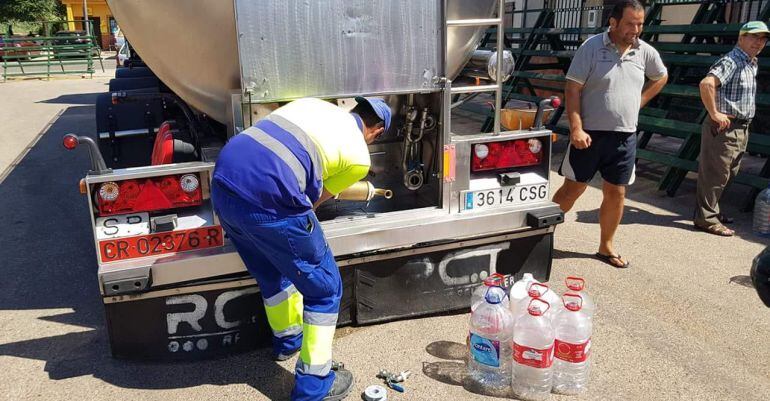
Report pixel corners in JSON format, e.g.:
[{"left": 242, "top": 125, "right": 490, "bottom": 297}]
[
  {"left": 264, "top": 284, "right": 303, "bottom": 339},
  {"left": 296, "top": 311, "right": 338, "bottom": 377},
  {"left": 210, "top": 182, "right": 343, "bottom": 401}
]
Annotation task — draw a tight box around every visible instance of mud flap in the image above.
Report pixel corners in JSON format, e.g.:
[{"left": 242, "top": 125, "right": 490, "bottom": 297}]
[{"left": 353, "top": 232, "right": 553, "bottom": 324}]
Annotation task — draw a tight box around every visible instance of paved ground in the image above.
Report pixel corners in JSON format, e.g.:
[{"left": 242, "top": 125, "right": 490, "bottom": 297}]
[
  {"left": 0, "top": 58, "right": 114, "bottom": 182},
  {"left": 0, "top": 75, "right": 768, "bottom": 401}
]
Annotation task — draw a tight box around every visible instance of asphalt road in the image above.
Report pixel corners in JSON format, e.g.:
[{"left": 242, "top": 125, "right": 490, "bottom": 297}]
[{"left": 0, "top": 74, "right": 768, "bottom": 401}]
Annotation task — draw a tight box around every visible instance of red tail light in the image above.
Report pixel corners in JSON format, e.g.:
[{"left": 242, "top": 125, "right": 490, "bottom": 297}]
[
  {"left": 95, "top": 174, "right": 202, "bottom": 216},
  {"left": 471, "top": 139, "right": 543, "bottom": 172}
]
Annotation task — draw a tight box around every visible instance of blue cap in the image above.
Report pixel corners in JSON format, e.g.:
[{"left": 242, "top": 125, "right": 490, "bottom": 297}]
[{"left": 355, "top": 96, "right": 392, "bottom": 133}]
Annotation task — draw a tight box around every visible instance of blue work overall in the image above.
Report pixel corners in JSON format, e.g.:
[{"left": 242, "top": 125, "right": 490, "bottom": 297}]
[{"left": 211, "top": 115, "right": 344, "bottom": 400}]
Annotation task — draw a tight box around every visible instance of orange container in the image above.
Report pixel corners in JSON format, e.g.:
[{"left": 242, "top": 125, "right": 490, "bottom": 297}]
[{"left": 500, "top": 107, "right": 554, "bottom": 130}]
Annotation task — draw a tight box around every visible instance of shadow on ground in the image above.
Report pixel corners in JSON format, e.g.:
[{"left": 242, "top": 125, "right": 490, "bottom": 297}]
[
  {"left": 0, "top": 105, "right": 292, "bottom": 400},
  {"left": 423, "top": 340, "right": 513, "bottom": 399},
  {"left": 37, "top": 92, "right": 107, "bottom": 105}
]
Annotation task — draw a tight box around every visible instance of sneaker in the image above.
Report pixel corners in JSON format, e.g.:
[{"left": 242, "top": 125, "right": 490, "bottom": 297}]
[{"left": 323, "top": 368, "right": 354, "bottom": 401}]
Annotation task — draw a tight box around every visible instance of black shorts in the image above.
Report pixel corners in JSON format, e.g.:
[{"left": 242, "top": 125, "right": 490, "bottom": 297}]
[{"left": 558, "top": 130, "right": 637, "bottom": 185}]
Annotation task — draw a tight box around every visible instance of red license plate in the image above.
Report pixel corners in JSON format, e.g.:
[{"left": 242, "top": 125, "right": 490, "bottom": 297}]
[{"left": 99, "top": 226, "right": 224, "bottom": 262}]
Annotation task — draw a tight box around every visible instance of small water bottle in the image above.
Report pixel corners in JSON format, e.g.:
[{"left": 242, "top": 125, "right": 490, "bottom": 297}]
[
  {"left": 512, "top": 298, "right": 555, "bottom": 401},
  {"left": 754, "top": 185, "right": 770, "bottom": 237},
  {"left": 468, "top": 286, "right": 514, "bottom": 391},
  {"left": 471, "top": 273, "right": 508, "bottom": 312},
  {"left": 552, "top": 293, "right": 593, "bottom": 395},
  {"left": 565, "top": 277, "right": 595, "bottom": 320}
]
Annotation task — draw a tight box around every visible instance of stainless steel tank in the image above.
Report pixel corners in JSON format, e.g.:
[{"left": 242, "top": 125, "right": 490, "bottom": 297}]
[{"left": 107, "top": 0, "right": 497, "bottom": 124}]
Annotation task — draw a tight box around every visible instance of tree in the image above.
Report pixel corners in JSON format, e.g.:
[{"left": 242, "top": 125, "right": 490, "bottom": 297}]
[{"left": 0, "top": 0, "right": 66, "bottom": 24}]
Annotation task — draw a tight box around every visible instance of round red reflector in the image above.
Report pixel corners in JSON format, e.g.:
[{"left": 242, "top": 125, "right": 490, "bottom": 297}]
[
  {"left": 551, "top": 97, "right": 562, "bottom": 109},
  {"left": 63, "top": 135, "right": 78, "bottom": 150}
]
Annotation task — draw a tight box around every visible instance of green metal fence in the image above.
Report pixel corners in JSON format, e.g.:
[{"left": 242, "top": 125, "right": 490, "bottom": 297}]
[{"left": 1, "top": 20, "right": 104, "bottom": 81}]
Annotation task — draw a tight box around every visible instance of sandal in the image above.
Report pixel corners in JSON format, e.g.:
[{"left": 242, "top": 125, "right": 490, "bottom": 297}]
[
  {"left": 595, "top": 252, "right": 630, "bottom": 269},
  {"left": 694, "top": 223, "right": 734, "bottom": 237},
  {"left": 717, "top": 214, "right": 734, "bottom": 224}
]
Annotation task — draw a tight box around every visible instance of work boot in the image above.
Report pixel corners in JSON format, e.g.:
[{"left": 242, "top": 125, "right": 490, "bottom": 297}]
[{"left": 323, "top": 368, "right": 354, "bottom": 401}]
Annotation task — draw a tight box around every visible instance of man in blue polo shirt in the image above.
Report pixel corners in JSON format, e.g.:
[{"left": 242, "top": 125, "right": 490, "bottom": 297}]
[{"left": 553, "top": 0, "right": 668, "bottom": 268}]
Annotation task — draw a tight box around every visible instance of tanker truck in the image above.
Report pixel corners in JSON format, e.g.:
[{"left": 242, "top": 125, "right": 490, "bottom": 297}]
[{"left": 63, "top": 0, "right": 564, "bottom": 360}]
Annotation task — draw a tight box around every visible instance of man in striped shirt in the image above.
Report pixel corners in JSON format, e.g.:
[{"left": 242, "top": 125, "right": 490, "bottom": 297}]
[{"left": 695, "top": 21, "right": 769, "bottom": 236}]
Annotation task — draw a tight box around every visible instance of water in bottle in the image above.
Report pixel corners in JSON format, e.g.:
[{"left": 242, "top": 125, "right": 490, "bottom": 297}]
[
  {"left": 471, "top": 273, "right": 508, "bottom": 312},
  {"left": 552, "top": 293, "right": 593, "bottom": 395},
  {"left": 564, "top": 277, "right": 595, "bottom": 320},
  {"left": 468, "top": 286, "right": 514, "bottom": 391},
  {"left": 512, "top": 298, "right": 555, "bottom": 401},
  {"left": 753, "top": 185, "right": 770, "bottom": 237}
]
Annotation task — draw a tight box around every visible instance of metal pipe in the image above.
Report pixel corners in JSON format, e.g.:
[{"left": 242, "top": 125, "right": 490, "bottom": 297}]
[
  {"left": 82, "top": 0, "right": 91, "bottom": 36},
  {"left": 335, "top": 181, "right": 392, "bottom": 201},
  {"left": 446, "top": 18, "right": 502, "bottom": 27},
  {"left": 450, "top": 92, "right": 481, "bottom": 109},
  {"left": 451, "top": 84, "right": 499, "bottom": 94},
  {"left": 494, "top": 0, "right": 505, "bottom": 136}
]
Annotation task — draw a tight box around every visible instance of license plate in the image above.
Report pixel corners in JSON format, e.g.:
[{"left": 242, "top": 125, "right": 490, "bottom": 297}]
[
  {"left": 99, "top": 226, "right": 224, "bottom": 263},
  {"left": 95, "top": 213, "right": 150, "bottom": 240},
  {"left": 461, "top": 183, "right": 548, "bottom": 211}
]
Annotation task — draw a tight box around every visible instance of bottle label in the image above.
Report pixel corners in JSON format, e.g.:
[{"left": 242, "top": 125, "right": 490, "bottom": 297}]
[
  {"left": 513, "top": 342, "right": 554, "bottom": 368},
  {"left": 554, "top": 338, "right": 591, "bottom": 363},
  {"left": 469, "top": 332, "right": 501, "bottom": 367}
]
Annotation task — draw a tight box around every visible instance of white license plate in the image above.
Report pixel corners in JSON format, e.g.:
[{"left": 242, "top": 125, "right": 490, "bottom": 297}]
[
  {"left": 461, "top": 183, "right": 548, "bottom": 211},
  {"left": 95, "top": 212, "right": 150, "bottom": 240}
]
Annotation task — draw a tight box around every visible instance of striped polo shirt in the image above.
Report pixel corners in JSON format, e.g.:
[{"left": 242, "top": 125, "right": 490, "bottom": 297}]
[
  {"left": 213, "top": 98, "right": 371, "bottom": 216},
  {"left": 708, "top": 46, "right": 758, "bottom": 120}
]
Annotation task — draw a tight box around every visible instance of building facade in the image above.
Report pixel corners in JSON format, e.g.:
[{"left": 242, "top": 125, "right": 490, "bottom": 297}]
[{"left": 60, "top": 0, "right": 115, "bottom": 49}]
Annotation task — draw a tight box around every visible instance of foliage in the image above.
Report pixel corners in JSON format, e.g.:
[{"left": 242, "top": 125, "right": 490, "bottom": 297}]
[{"left": 0, "top": 0, "right": 66, "bottom": 25}]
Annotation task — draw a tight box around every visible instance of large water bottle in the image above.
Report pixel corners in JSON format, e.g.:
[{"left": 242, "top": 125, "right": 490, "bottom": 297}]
[
  {"left": 471, "top": 273, "right": 508, "bottom": 312},
  {"left": 565, "top": 277, "right": 595, "bottom": 320},
  {"left": 509, "top": 273, "right": 540, "bottom": 315},
  {"left": 552, "top": 293, "right": 593, "bottom": 395},
  {"left": 512, "top": 283, "right": 562, "bottom": 324},
  {"left": 754, "top": 185, "right": 770, "bottom": 237},
  {"left": 468, "top": 286, "right": 514, "bottom": 391},
  {"left": 512, "top": 299, "right": 555, "bottom": 401}
]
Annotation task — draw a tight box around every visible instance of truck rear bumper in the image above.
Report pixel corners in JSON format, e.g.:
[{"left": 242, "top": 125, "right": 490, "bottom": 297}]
[
  {"left": 102, "top": 227, "right": 556, "bottom": 360},
  {"left": 97, "top": 201, "right": 563, "bottom": 294}
]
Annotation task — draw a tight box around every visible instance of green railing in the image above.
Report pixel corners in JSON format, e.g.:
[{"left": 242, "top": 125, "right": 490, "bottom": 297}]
[{"left": 1, "top": 20, "right": 105, "bottom": 81}]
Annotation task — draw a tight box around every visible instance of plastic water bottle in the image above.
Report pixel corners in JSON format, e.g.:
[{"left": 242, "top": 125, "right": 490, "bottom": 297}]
[
  {"left": 509, "top": 273, "right": 540, "bottom": 315},
  {"left": 512, "top": 299, "right": 555, "bottom": 401},
  {"left": 754, "top": 185, "right": 770, "bottom": 237},
  {"left": 468, "top": 286, "right": 514, "bottom": 391},
  {"left": 512, "top": 283, "right": 562, "bottom": 323},
  {"left": 471, "top": 273, "right": 508, "bottom": 312},
  {"left": 552, "top": 293, "right": 593, "bottom": 395},
  {"left": 564, "top": 277, "right": 595, "bottom": 320}
]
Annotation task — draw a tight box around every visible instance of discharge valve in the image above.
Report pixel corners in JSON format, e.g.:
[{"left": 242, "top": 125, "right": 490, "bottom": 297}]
[{"left": 335, "top": 181, "right": 393, "bottom": 202}]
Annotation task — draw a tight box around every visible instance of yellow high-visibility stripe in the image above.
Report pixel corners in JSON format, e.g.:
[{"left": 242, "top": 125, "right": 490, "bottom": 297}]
[
  {"left": 264, "top": 291, "right": 303, "bottom": 333},
  {"left": 299, "top": 323, "right": 335, "bottom": 365}
]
